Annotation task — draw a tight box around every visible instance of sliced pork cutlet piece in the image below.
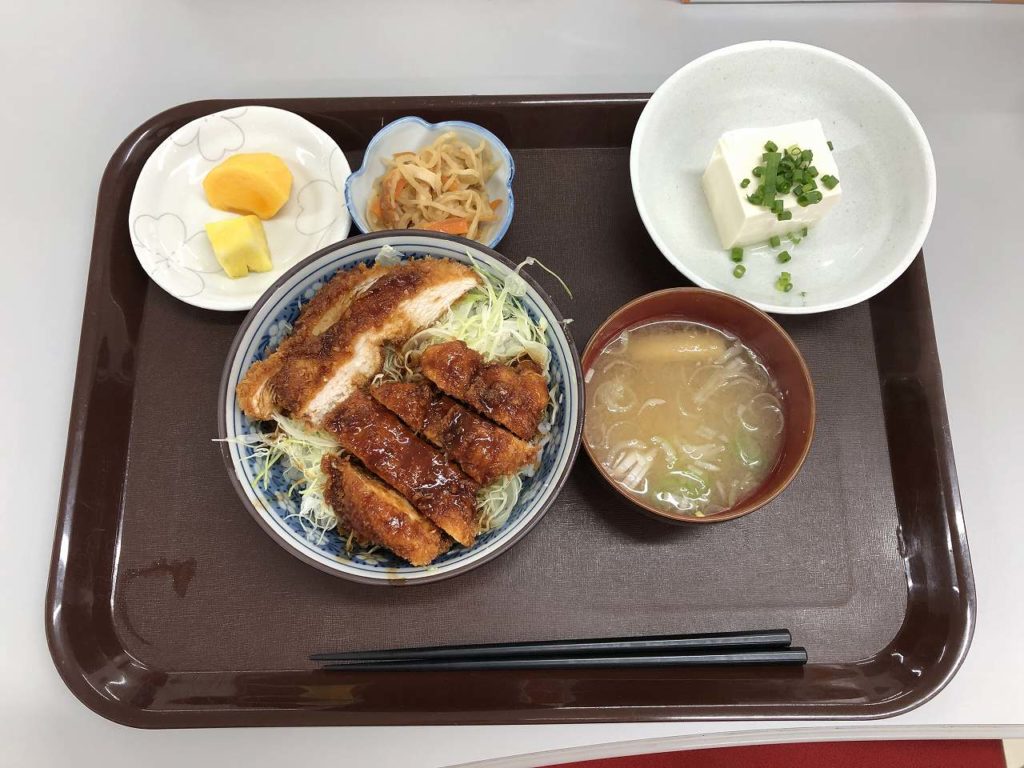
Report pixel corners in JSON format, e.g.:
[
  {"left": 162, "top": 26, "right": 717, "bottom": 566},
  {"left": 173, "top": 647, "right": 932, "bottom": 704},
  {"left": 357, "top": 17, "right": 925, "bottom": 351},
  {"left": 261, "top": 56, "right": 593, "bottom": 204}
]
[
  {"left": 244, "top": 258, "right": 480, "bottom": 427},
  {"left": 372, "top": 382, "right": 538, "bottom": 486},
  {"left": 419, "top": 340, "right": 549, "bottom": 440},
  {"left": 236, "top": 262, "right": 391, "bottom": 421},
  {"left": 324, "top": 390, "right": 480, "bottom": 546},
  {"left": 321, "top": 454, "right": 450, "bottom": 566}
]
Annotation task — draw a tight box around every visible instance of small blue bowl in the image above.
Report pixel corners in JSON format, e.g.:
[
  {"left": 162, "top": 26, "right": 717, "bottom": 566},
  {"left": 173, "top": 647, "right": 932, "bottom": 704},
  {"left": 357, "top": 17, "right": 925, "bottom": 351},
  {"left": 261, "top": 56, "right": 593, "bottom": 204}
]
[
  {"left": 218, "top": 231, "right": 580, "bottom": 585},
  {"left": 344, "top": 116, "right": 515, "bottom": 249}
]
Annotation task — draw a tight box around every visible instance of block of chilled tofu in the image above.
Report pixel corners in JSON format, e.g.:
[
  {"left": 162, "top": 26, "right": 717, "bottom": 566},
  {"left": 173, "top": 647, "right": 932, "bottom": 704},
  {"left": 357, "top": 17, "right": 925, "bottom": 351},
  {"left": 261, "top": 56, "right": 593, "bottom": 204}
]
[{"left": 701, "top": 119, "right": 842, "bottom": 249}]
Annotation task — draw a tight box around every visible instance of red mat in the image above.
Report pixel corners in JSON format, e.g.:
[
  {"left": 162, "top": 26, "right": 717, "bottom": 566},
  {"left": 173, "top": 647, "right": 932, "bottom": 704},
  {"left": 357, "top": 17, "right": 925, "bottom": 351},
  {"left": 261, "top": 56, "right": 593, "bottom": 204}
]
[{"left": 550, "top": 740, "right": 1005, "bottom": 768}]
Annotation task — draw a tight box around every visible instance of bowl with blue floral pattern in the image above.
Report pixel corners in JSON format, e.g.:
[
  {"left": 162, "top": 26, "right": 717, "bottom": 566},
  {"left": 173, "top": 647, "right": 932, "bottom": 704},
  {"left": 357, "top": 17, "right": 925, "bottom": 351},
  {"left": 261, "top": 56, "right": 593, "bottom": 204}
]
[
  {"left": 218, "top": 231, "right": 582, "bottom": 584},
  {"left": 344, "top": 116, "right": 514, "bottom": 248}
]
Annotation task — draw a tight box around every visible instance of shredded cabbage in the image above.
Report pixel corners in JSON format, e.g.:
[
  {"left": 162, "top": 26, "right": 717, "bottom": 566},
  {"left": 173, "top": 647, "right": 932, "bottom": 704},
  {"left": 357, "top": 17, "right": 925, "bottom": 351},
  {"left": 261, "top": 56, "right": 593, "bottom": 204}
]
[
  {"left": 374, "top": 244, "right": 403, "bottom": 267},
  {"left": 226, "top": 416, "right": 340, "bottom": 544},
  {"left": 398, "top": 257, "right": 554, "bottom": 372}
]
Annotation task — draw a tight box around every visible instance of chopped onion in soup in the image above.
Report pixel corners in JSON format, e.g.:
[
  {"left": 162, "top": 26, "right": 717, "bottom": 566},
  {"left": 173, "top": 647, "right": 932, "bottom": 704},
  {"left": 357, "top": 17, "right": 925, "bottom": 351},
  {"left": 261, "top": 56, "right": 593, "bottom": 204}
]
[{"left": 584, "top": 321, "right": 784, "bottom": 517}]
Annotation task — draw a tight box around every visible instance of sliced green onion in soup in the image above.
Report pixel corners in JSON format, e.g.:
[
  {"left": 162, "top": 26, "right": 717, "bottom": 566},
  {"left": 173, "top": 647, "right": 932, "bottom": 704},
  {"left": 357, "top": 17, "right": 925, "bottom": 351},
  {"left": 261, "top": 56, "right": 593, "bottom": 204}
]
[
  {"left": 733, "top": 431, "right": 764, "bottom": 469},
  {"left": 648, "top": 467, "right": 710, "bottom": 507}
]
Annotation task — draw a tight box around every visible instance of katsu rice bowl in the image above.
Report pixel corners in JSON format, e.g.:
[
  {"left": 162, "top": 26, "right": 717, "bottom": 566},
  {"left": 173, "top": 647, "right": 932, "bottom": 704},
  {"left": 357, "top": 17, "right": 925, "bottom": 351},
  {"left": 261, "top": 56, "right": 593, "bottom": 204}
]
[{"left": 218, "top": 231, "right": 582, "bottom": 584}]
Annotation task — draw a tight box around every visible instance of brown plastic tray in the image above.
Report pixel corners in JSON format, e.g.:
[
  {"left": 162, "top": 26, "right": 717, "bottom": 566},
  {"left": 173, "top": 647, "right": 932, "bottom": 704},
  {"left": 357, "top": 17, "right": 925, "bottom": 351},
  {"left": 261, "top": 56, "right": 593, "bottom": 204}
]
[{"left": 46, "top": 95, "right": 974, "bottom": 727}]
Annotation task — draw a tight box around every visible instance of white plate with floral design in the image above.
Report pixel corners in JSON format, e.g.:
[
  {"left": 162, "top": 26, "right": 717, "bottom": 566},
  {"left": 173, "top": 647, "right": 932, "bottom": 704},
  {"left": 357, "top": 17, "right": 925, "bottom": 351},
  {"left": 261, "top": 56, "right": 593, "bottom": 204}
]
[{"left": 128, "top": 105, "right": 352, "bottom": 311}]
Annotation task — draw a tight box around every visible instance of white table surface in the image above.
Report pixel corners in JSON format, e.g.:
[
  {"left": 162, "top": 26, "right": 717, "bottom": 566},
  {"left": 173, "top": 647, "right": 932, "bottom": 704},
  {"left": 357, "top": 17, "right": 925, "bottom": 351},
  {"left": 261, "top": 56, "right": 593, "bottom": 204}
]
[{"left": 3, "top": 2, "right": 1023, "bottom": 766}]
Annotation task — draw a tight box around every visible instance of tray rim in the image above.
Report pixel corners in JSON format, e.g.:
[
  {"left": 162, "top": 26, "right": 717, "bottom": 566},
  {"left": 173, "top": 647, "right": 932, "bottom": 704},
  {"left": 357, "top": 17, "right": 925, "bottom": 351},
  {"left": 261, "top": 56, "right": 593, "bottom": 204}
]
[{"left": 45, "top": 93, "right": 976, "bottom": 728}]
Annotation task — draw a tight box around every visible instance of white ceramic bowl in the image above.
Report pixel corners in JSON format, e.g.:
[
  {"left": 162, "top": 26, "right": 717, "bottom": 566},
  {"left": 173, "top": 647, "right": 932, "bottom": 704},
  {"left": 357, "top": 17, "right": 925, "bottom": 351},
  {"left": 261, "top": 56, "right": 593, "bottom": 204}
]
[
  {"left": 218, "top": 231, "right": 581, "bottom": 585},
  {"left": 631, "top": 41, "right": 936, "bottom": 314},
  {"left": 345, "top": 117, "right": 515, "bottom": 248},
  {"left": 129, "top": 105, "right": 352, "bottom": 311}
]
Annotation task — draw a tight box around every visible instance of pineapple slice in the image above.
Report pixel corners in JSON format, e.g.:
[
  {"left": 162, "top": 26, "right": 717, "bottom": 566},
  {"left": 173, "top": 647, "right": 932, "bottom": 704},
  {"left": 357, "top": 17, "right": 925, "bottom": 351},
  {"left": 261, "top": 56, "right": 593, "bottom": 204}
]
[{"left": 204, "top": 215, "right": 273, "bottom": 279}]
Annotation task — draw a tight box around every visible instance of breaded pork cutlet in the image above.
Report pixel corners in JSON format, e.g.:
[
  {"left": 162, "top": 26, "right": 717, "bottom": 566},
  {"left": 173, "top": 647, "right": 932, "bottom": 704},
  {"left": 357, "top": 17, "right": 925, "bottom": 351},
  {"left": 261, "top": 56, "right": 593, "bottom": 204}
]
[
  {"left": 236, "top": 262, "right": 391, "bottom": 420},
  {"left": 419, "top": 340, "right": 549, "bottom": 440},
  {"left": 321, "top": 454, "right": 450, "bottom": 566},
  {"left": 324, "top": 391, "right": 480, "bottom": 546},
  {"left": 372, "top": 382, "right": 538, "bottom": 486},
  {"left": 237, "top": 259, "right": 480, "bottom": 425}
]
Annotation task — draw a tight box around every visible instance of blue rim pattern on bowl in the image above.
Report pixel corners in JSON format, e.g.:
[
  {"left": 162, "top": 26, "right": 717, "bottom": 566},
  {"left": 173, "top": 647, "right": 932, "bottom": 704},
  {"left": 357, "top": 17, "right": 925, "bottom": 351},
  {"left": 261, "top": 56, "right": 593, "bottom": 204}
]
[
  {"left": 218, "top": 232, "right": 579, "bottom": 585},
  {"left": 344, "top": 117, "right": 516, "bottom": 249}
]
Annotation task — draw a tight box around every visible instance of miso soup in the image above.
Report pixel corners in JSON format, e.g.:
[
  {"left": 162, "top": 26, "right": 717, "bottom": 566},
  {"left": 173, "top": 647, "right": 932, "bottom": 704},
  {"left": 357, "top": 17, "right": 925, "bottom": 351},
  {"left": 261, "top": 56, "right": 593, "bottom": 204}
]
[{"left": 584, "top": 321, "right": 784, "bottom": 517}]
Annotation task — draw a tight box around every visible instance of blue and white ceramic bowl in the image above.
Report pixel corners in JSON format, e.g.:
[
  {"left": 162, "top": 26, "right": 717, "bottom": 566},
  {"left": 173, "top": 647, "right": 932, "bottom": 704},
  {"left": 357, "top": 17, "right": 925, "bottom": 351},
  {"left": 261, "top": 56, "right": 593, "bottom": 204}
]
[
  {"left": 344, "top": 117, "right": 515, "bottom": 249},
  {"left": 218, "top": 231, "right": 581, "bottom": 584}
]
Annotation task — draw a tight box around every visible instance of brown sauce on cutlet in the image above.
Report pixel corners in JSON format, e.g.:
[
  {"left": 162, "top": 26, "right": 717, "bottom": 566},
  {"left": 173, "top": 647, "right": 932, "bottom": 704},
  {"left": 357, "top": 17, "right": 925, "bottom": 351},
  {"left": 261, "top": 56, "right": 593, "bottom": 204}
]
[
  {"left": 310, "top": 266, "right": 435, "bottom": 360},
  {"left": 465, "top": 363, "right": 548, "bottom": 438},
  {"left": 372, "top": 381, "right": 538, "bottom": 486},
  {"left": 322, "top": 454, "right": 450, "bottom": 566},
  {"left": 324, "top": 390, "right": 479, "bottom": 545},
  {"left": 269, "top": 260, "right": 456, "bottom": 416},
  {"left": 421, "top": 340, "right": 482, "bottom": 392}
]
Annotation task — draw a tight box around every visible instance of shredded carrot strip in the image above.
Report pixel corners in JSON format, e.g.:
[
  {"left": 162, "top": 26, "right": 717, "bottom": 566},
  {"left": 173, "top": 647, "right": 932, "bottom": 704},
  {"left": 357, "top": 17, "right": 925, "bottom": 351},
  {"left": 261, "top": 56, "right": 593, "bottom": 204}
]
[{"left": 420, "top": 217, "right": 470, "bottom": 235}]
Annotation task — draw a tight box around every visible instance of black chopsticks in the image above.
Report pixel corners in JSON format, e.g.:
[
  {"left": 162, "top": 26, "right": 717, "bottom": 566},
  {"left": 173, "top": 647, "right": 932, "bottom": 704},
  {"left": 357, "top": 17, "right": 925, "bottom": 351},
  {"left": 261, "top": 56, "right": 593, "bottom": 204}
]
[
  {"left": 318, "top": 648, "right": 807, "bottom": 672},
  {"left": 312, "top": 628, "right": 806, "bottom": 672},
  {"left": 312, "top": 628, "right": 792, "bottom": 662}
]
